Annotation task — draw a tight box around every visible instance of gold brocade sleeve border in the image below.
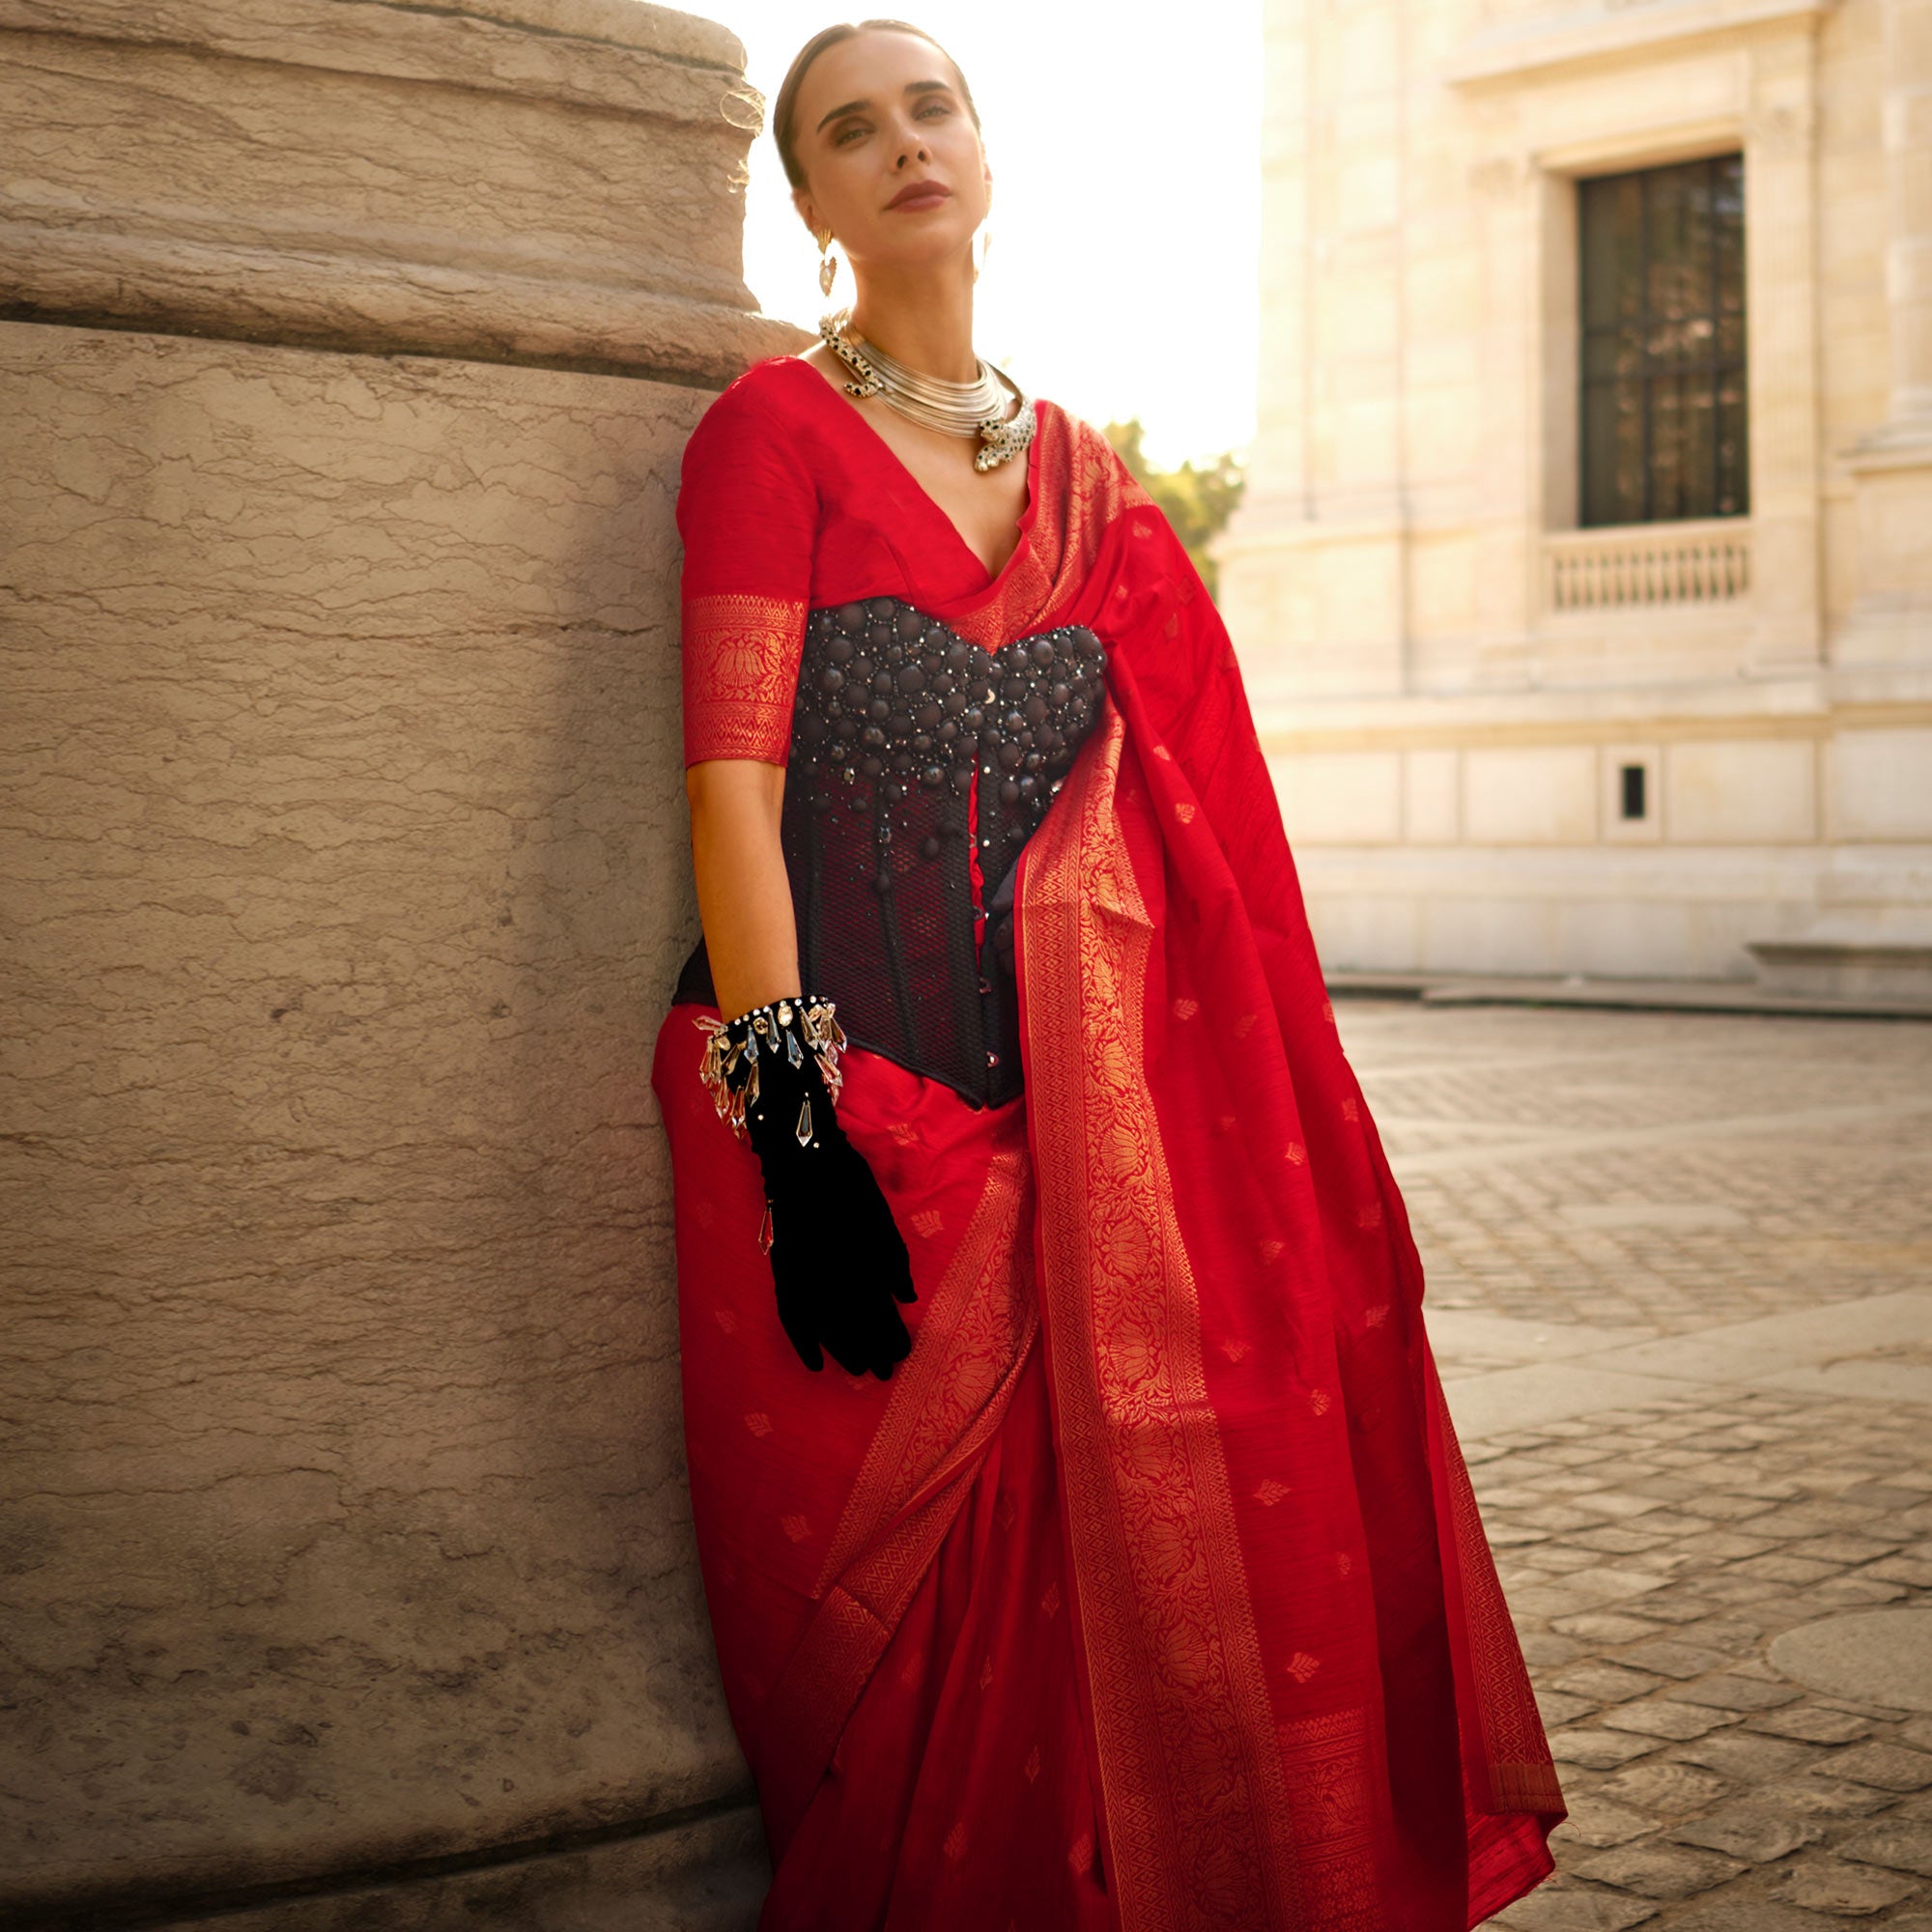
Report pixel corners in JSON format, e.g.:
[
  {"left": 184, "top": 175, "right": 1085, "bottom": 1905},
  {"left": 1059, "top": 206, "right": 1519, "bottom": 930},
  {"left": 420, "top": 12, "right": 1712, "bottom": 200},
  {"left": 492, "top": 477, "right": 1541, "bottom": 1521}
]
[{"left": 681, "top": 590, "right": 808, "bottom": 766}]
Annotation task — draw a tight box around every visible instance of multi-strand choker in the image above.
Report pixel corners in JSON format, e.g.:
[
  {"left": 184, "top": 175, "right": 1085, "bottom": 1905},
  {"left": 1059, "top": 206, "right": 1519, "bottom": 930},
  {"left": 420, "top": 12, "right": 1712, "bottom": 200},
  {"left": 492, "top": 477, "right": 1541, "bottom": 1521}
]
[{"left": 820, "top": 309, "right": 1037, "bottom": 473}]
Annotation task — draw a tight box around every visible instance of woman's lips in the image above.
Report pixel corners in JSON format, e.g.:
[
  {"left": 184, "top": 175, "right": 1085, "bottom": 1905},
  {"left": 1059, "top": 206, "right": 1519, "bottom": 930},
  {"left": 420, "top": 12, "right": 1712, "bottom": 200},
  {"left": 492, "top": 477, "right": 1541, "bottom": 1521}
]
[{"left": 887, "top": 184, "right": 951, "bottom": 211}]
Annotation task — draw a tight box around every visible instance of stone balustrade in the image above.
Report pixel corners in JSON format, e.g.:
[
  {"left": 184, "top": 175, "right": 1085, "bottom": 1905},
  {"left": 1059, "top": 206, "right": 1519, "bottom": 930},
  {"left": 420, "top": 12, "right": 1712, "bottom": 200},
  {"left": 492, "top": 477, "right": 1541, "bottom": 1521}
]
[{"left": 1546, "top": 520, "right": 1754, "bottom": 614}]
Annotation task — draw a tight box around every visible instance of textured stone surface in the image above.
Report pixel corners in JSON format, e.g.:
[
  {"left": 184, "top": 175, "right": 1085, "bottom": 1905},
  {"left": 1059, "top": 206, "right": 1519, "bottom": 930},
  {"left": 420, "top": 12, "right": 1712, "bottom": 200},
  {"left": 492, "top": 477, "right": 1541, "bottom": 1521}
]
[
  {"left": 1551, "top": 1796, "right": 1656, "bottom": 1850},
  {"left": 1330, "top": 1003, "right": 1932, "bottom": 1932},
  {"left": 1667, "top": 1809, "right": 1826, "bottom": 1863},
  {"left": 1670, "top": 1676, "right": 1803, "bottom": 1713},
  {"left": 1567, "top": 1840, "right": 1744, "bottom": 1900},
  {"left": 160, "top": 1809, "right": 772, "bottom": 1931},
  {"left": 1494, "top": 1881, "right": 1659, "bottom": 1929},
  {"left": 1667, "top": 1906, "right": 1843, "bottom": 1932},
  {"left": 1594, "top": 1759, "right": 1734, "bottom": 1817},
  {"left": 1550, "top": 1730, "right": 1666, "bottom": 1771},
  {"left": 1771, "top": 1860, "right": 1924, "bottom": 1915},
  {"left": 1842, "top": 1821, "right": 1932, "bottom": 1878},
  {"left": 0, "top": 0, "right": 804, "bottom": 382},
  {"left": 1672, "top": 1729, "right": 1825, "bottom": 1783},
  {"left": 1358, "top": 1006, "right": 1932, "bottom": 1340},
  {"left": 1822, "top": 1743, "right": 1932, "bottom": 1791},
  {"left": 1748, "top": 1704, "right": 1882, "bottom": 1744},
  {"left": 1598, "top": 1700, "right": 1738, "bottom": 1743},
  {"left": 1769, "top": 1610, "right": 1932, "bottom": 1714},
  {"left": 1550, "top": 1663, "right": 1670, "bottom": 1705},
  {"left": 0, "top": 323, "right": 744, "bottom": 1915},
  {"left": 0, "top": 11, "right": 796, "bottom": 1921}
]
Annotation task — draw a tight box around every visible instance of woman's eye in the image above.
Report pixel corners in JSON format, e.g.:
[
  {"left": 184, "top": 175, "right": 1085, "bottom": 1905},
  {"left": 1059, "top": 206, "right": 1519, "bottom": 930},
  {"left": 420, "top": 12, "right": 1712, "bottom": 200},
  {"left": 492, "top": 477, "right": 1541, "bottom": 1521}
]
[{"left": 830, "top": 101, "right": 946, "bottom": 146}]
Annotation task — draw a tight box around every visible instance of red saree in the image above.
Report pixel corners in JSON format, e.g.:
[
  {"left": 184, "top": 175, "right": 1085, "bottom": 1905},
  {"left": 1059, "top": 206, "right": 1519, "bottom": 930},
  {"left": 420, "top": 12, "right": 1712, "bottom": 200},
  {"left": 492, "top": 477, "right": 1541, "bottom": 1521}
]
[{"left": 650, "top": 357, "right": 1563, "bottom": 1931}]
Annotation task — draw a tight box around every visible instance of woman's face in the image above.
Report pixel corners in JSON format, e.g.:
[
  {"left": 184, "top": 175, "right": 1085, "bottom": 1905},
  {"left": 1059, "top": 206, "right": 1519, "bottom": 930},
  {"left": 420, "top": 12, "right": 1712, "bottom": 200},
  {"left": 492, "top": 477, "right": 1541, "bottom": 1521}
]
[{"left": 789, "top": 30, "right": 990, "bottom": 277}]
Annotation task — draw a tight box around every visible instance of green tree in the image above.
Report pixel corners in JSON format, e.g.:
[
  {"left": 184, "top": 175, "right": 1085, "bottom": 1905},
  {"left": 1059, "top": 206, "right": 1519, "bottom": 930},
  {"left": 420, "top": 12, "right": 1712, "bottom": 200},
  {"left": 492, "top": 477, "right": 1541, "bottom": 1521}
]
[{"left": 1102, "top": 417, "right": 1247, "bottom": 602}]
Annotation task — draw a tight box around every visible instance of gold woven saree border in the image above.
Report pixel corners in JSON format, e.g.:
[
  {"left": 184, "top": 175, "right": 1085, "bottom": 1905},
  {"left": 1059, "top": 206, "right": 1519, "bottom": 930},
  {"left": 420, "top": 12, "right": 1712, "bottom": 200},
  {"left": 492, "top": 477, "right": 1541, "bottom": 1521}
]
[
  {"left": 812, "top": 1136, "right": 1035, "bottom": 1598},
  {"left": 1018, "top": 701, "right": 1304, "bottom": 1931},
  {"left": 946, "top": 411, "right": 1155, "bottom": 650}
]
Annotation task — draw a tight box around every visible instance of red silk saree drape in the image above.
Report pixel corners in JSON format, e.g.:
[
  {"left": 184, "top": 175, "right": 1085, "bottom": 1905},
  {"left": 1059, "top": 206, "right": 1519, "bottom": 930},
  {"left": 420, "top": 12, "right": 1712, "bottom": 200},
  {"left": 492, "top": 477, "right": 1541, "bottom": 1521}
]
[{"left": 651, "top": 360, "right": 1562, "bottom": 1931}]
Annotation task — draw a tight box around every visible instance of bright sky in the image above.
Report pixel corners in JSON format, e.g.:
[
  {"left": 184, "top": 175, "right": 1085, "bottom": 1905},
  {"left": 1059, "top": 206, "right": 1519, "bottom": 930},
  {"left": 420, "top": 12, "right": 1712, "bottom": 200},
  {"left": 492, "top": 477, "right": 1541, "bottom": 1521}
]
[{"left": 710, "top": 2, "right": 1264, "bottom": 469}]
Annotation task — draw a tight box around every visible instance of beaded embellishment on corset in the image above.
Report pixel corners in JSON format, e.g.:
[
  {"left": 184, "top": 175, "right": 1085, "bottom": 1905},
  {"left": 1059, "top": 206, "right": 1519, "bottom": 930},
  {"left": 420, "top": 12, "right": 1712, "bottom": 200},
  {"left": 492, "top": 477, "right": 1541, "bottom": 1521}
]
[
  {"left": 788, "top": 597, "right": 1108, "bottom": 1107},
  {"left": 675, "top": 597, "right": 1109, "bottom": 1108}
]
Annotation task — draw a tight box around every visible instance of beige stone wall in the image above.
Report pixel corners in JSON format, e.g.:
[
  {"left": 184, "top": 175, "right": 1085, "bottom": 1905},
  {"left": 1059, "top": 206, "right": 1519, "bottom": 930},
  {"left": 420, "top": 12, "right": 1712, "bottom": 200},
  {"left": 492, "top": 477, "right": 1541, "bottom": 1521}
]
[
  {"left": 1, "top": 3, "right": 802, "bottom": 1924},
  {"left": 1220, "top": 0, "right": 1932, "bottom": 992}
]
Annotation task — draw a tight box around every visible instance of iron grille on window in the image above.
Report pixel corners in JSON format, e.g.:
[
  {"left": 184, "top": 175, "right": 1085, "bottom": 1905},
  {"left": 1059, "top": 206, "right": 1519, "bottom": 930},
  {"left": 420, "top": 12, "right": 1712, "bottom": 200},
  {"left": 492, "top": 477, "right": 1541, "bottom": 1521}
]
[{"left": 1579, "top": 154, "right": 1747, "bottom": 527}]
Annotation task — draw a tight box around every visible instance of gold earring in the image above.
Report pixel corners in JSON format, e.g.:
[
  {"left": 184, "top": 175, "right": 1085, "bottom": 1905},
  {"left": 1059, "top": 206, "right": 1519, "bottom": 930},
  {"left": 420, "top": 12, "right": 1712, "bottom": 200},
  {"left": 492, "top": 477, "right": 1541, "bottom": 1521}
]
[
  {"left": 973, "top": 225, "right": 992, "bottom": 285},
  {"left": 815, "top": 227, "right": 838, "bottom": 298}
]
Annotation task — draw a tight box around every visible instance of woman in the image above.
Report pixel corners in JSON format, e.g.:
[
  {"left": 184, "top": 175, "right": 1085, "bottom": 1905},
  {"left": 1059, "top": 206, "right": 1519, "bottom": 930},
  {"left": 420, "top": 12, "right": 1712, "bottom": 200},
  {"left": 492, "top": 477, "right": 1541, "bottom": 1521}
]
[{"left": 648, "top": 20, "right": 1564, "bottom": 1929}]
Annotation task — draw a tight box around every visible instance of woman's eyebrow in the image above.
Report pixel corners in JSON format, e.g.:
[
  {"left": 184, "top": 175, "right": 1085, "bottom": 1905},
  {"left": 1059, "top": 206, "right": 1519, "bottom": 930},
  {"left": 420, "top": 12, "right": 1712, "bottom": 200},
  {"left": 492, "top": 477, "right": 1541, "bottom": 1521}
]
[{"left": 816, "top": 80, "right": 952, "bottom": 133}]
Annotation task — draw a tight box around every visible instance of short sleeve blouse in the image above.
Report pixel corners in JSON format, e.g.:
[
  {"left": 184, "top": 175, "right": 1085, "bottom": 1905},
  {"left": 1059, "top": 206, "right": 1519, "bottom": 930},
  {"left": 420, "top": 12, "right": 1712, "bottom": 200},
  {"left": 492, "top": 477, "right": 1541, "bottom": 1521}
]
[
  {"left": 674, "top": 374, "right": 817, "bottom": 767},
  {"left": 675, "top": 357, "right": 1065, "bottom": 770}
]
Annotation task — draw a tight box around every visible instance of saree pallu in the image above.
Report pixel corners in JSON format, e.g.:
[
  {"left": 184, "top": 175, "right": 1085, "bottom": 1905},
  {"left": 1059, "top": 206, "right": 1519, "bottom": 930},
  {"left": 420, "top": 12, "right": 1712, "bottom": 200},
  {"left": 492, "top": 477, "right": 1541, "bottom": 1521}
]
[{"left": 651, "top": 382, "right": 1563, "bottom": 1931}]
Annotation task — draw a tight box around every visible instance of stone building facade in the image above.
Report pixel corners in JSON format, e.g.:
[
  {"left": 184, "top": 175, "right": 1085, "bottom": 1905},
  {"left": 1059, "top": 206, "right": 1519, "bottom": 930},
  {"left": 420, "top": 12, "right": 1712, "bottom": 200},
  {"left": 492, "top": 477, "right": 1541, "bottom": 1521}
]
[
  {"left": 1, "top": 3, "right": 798, "bottom": 1924},
  {"left": 1215, "top": 0, "right": 1932, "bottom": 997}
]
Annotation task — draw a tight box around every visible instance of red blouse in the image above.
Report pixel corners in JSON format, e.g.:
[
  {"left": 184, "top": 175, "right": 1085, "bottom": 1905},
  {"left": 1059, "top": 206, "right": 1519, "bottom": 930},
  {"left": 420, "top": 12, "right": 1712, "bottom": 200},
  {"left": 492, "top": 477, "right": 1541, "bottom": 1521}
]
[{"left": 676, "top": 356, "right": 1084, "bottom": 770}]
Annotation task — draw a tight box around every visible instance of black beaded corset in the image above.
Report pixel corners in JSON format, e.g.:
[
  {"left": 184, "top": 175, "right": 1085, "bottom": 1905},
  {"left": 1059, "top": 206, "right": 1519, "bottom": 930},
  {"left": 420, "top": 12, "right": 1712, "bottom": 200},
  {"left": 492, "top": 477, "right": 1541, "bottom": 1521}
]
[{"left": 674, "top": 595, "right": 1110, "bottom": 1107}]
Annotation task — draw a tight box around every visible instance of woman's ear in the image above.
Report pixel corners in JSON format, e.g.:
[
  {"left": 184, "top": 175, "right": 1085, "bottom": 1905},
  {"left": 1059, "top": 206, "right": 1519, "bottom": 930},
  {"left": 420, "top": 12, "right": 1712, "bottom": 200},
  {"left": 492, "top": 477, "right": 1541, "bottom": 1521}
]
[{"left": 793, "top": 188, "right": 824, "bottom": 242}]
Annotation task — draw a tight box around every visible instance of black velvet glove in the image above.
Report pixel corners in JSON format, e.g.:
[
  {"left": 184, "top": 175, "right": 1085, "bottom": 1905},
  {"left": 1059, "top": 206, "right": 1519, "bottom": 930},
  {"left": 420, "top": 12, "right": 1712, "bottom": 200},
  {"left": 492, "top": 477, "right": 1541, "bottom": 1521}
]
[{"left": 696, "top": 994, "right": 916, "bottom": 1379}]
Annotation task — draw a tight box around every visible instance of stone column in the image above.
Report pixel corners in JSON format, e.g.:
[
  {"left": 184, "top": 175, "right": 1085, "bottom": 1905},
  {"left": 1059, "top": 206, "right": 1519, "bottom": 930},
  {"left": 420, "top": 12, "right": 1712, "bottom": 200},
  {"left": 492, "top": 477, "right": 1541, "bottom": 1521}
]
[
  {"left": 1881, "top": 0, "right": 1932, "bottom": 434},
  {"left": 1839, "top": 0, "right": 1932, "bottom": 665},
  {"left": 1744, "top": 24, "right": 1828, "bottom": 669},
  {"left": 1213, "top": 0, "right": 1318, "bottom": 696},
  {"left": 1215, "top": 0, "right": 1413, "bottom": 701},
  {"left": 0, "top": 3, "right": 801, "bottom": 1926}
]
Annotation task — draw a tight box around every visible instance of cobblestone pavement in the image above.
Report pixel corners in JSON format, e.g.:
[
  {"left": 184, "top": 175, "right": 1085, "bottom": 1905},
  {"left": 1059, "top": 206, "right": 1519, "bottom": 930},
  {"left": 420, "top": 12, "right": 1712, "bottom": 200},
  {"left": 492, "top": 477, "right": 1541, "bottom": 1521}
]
[{"left": 1336, "top": 999, "right": 1932, "bottom": 1931}]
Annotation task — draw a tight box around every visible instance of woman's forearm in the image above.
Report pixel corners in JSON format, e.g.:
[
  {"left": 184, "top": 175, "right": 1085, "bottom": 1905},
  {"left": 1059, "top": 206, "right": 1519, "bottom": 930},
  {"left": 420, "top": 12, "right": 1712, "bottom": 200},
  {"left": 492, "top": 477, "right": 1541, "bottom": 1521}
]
[{"left": 685, "top": 757, "right": 802, "bottom": 1019}]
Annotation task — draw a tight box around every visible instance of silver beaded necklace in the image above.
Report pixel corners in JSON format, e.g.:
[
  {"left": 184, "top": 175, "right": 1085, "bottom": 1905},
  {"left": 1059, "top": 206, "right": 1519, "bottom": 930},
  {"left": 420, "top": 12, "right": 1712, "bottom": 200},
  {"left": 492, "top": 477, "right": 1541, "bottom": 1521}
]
[{"left": 820, "top": 308, "right": 1037, "bottom": 474}]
